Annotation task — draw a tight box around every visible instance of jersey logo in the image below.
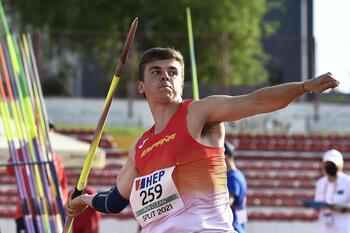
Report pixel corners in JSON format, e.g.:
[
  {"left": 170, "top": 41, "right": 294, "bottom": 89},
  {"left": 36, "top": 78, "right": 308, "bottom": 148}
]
[
  {"left": 138, "top": 138, "right": 149, "bottom": 149},
  {"left": 140, "top": 133, "right": 176, "bottom": 158},
  {"left": 135, "top": 170, "right": 165, "bottom": 191}
]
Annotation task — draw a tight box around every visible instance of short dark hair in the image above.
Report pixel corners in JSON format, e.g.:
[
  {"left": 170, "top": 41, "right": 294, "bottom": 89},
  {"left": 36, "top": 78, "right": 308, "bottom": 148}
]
[{"left": 138, "top": 47, "right": 185, "bottom": 81}]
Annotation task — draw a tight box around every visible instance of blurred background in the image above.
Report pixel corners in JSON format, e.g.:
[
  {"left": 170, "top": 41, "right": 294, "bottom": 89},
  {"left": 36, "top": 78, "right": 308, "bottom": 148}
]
[{"left": 0, "top": 0, "right": 349, "bottom": 232}]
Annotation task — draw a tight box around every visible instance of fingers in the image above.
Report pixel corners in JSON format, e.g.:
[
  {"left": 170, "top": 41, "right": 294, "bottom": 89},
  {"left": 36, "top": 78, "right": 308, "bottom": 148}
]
[
  {"left": 320, "top": 72, "right": 338, "bottom": 83},
  {"left": 66, "top": 196, "right": 88, "bottom": 217},
  {"left": 315, "top": 81, "right": 338, "bottom": 94},
  {"left": 312, "top": 72, "right": 339, "bottom": 93},
  {"left": 66, "top": 203, "right": 88, "bottom": 217}
]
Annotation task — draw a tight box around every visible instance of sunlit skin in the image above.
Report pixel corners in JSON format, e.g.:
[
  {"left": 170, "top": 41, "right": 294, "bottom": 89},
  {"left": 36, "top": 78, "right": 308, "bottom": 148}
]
[
  {"left": 137, "top": 59, "right": 184, "bottom": 105},
  {"left": 137, "top": 59, "right": 183, "bottom": 132},
  {"left": 137, "top": 59, "right": 187, "bottom": 135}
]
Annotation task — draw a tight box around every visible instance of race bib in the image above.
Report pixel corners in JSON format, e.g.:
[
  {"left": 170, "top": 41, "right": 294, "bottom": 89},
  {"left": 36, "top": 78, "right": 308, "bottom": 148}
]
[{"left": 130, "top": 166, "right": 184, "bottom": 227}]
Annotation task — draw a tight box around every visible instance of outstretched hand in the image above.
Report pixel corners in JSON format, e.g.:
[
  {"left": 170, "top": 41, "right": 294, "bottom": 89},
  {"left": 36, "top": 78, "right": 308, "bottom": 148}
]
[{"left": 304, "top": 72, "right": 339, "bottom": 94}]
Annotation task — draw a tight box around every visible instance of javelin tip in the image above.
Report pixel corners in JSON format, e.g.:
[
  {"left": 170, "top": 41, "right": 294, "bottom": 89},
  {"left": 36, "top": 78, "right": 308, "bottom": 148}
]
[
  {"left": 131, "top": 17, "right": 138, "bottom": 31},
  {"left": 115, "top": 17, "right": 138, "bottom": 75}
]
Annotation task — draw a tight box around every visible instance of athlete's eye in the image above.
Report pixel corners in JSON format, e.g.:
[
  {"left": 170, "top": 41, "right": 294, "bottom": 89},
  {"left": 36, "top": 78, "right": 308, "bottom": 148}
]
[
  {"left": 168, "top": 70, "right": 177, "bottom": 77},
  {"left": 151, "top": 70, "right": 161, "bottom": 75}
]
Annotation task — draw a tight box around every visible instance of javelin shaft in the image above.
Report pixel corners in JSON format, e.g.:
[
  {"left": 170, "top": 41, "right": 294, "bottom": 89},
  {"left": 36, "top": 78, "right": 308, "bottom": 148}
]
[
  {"left": 12, "top": 35, "right": 58, "bottom": 233},
  {"left": 0, "top": 2, "right": 56, "bottom": 231},
  {"left": 0, "top": 0, "right": 10, "bottom": 35},
  {"left": 0, "top": 41, "right": 47, "bottom": 233},
  {"left": 0, "top": 5, "right": 54, "bottom": 232},
  {"left": 186, "top": 7, "right": 199, "bottom": 100},
  {"left": 19, "top": 34, "right": 66, "bottom": 230},
  {"left": 0, "top": 74, "right": 36, "bottom": 233},
  {"left": 0, "top": 4, "right": 53, "bottom": 228},
  {"left": 77, "top": 17, "right": 137, "bottom": 191},
  {"left": 23, "top": 33, "right": 66, "bottom": 224},
  {"left": 3, "top": 39, "right": 53, "bottom": 232},
  {"left": 63, "top": 17, "right": 138, "bottom": 233}
]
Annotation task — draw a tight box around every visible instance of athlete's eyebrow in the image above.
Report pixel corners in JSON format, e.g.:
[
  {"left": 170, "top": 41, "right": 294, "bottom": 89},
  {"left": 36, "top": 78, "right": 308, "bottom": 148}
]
[
  {"left": 147, "top": 66, "right": 178, "bottom": 72},
  {"left": 148, "top": 66, "right": 161, "bottom": 71},
  {"left": 167, "top": 66, "right": 178, "bottom": 71}
]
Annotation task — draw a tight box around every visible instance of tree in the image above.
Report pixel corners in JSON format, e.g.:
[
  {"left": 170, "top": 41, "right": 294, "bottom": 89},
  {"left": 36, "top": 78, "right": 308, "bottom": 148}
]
[{"left": 5, "top": 0, "right": 280, "bottom": 96}]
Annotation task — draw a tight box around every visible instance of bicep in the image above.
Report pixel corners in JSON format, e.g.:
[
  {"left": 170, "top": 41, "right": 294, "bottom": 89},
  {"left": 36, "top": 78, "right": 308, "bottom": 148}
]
[
  {"left": 190, "top": 95, "right": 263, "bottom": 123},
  {"left": 116, "top": 157, "right": 139, "bottom": 199}
]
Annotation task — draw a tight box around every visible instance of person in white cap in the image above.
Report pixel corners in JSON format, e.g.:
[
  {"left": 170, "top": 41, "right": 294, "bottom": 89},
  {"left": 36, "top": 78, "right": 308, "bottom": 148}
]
[{"left": 314, "top": 149, "right": 350, "bottom": 233}]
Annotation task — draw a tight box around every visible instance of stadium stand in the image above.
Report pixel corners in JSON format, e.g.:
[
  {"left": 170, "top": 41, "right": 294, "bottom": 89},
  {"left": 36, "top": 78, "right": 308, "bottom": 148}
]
[{"left": 0, "top": 131, "right": 349, "bottom": 223}]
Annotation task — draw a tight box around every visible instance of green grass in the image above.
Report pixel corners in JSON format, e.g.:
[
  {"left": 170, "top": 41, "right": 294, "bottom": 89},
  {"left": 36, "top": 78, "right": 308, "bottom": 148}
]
[{"left": 105, "top": 126, "right": 146, "bottom": 137}]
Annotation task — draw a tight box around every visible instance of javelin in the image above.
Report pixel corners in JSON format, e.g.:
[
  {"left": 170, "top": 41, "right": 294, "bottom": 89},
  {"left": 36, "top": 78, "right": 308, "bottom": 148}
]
[
  {"left": 17, "top": 36, "right": 64, "bottom": 232},
  {"left": 186, "top": 7, "right": 199, "bottom": 100},
  {"left": 0, "top": 41, "right": 47, "bottom": 233},
  {"left": 8, "top": 35, "right": 59, "bottom": 232},
  {"left": 0, "top": 67, "right": 36, "bottom": 233},
  {"left": 63, "top": 17, "right": 138, "bottom": 233},
  {"left": 0, "top": 2, "right": 57, "bottom": 231},
  {"left": 23, "top": 33, "right": 67, "bottom": 225}
]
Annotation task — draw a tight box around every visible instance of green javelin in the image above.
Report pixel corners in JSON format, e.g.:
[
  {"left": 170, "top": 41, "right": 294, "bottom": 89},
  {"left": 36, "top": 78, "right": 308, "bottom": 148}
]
[
  {"left": 21, "top": 33, "right": 66, "bottom": 227},
  {"left": 2, "top": 33, "right": 53, "bottom": 233},
  {"left": 186, "top": 7, "right": 199, "bottom": 100},
  {"left": 0, "top": 2, "right": 56, "bottom": 232},
  {"left": 19, "top": 34, "right": 66, "bottom": 231},
  {"left": 0, "top": 41, "right": 48, "bottom": 233},
  {"left": 13, "top": 33, "right": 61, "bottom": 233},
  {"left": 0, "top": 62, "right": 37, "bottom": 233}
]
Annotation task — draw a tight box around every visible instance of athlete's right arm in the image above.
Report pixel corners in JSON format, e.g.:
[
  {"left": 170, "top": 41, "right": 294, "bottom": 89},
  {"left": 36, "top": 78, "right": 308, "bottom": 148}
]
[
  {"left": 66, "top": 140, "right": 140, "bottom": 217},
  {"left": 116, "top": 142, "right": 140, "bottom": 199}
]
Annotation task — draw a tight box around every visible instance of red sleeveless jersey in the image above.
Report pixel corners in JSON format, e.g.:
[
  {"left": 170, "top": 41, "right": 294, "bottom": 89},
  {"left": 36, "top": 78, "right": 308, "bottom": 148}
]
[{"left": 135, "top": 99, "right": 227, "bottom": 196}]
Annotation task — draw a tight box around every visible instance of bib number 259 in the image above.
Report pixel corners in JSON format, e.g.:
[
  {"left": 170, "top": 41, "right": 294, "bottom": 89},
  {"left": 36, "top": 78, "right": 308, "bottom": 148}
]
[{"left": 140, "top": 184, "right": 162, "bottom": 205}]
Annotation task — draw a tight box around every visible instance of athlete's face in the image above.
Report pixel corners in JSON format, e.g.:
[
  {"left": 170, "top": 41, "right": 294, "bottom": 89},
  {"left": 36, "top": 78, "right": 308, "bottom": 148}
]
[{"left": 137, "top": 59, "right": 184, "bottom": 103}]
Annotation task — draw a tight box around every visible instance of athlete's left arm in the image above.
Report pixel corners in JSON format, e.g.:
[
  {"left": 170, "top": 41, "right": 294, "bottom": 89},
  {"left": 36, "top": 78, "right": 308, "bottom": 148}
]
[
  {"left": 66, "top": 141, "right": 139, "bottom": 217},
  {"left": 188, "top": 73, "right": 338, "bottom": 123}
]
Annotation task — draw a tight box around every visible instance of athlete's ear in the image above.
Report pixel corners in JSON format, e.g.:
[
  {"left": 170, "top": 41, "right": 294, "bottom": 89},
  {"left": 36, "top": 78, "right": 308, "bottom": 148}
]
[{"left": 137, "top": 80, "right": 145, "bottom": 94}]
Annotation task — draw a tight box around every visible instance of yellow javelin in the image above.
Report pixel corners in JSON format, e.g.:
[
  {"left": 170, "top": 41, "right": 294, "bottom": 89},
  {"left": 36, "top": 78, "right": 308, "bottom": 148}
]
[{"left": 63, "top": 17, "right": 138, "bottom": 233}]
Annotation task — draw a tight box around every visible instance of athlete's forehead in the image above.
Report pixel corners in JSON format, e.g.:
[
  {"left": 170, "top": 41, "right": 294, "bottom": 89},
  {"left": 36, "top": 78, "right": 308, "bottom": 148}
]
[{"left": 145, "top": 59, "right": 182, "bottom": 72}]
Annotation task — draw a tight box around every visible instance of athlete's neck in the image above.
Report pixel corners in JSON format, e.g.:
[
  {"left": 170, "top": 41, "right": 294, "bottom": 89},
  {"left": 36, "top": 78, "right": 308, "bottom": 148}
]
[{"left": 151, "top": 101, "right": 182, "bottom": 134}]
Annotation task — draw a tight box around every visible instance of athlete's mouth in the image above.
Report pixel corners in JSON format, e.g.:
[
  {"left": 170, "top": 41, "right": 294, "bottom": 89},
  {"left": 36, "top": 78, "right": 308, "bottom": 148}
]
[{"left": 159, "top": 85, "right": 172, "bottom": 89}]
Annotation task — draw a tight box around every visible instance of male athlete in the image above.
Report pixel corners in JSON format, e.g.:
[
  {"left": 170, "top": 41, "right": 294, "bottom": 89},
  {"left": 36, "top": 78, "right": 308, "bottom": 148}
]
[{"left": 67, "top": 47, "right": 339, "bottom": 232}]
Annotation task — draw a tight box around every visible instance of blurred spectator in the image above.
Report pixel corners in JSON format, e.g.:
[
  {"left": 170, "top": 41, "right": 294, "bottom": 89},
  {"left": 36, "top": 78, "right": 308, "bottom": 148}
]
[
  {"left": 314, "top": 149, "right": 350, "bottom": 233},
  {"left": 224, "top": 141, "right": 247, "bottom": 233},
  {"left": 70, "top": 187, "right": 101, "bottom": 233}
]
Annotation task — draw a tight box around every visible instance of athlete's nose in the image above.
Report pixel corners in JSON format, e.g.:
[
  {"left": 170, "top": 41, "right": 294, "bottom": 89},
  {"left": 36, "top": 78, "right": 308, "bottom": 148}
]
[{"left": 161, "top": 72, "right": 170, "bottom": 81}]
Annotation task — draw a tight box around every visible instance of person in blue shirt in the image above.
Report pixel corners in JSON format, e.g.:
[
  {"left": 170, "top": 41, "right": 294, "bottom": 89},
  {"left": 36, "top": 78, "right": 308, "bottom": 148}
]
[{"left": 224, "top": 141, "right": 248, "bottom": 233}]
